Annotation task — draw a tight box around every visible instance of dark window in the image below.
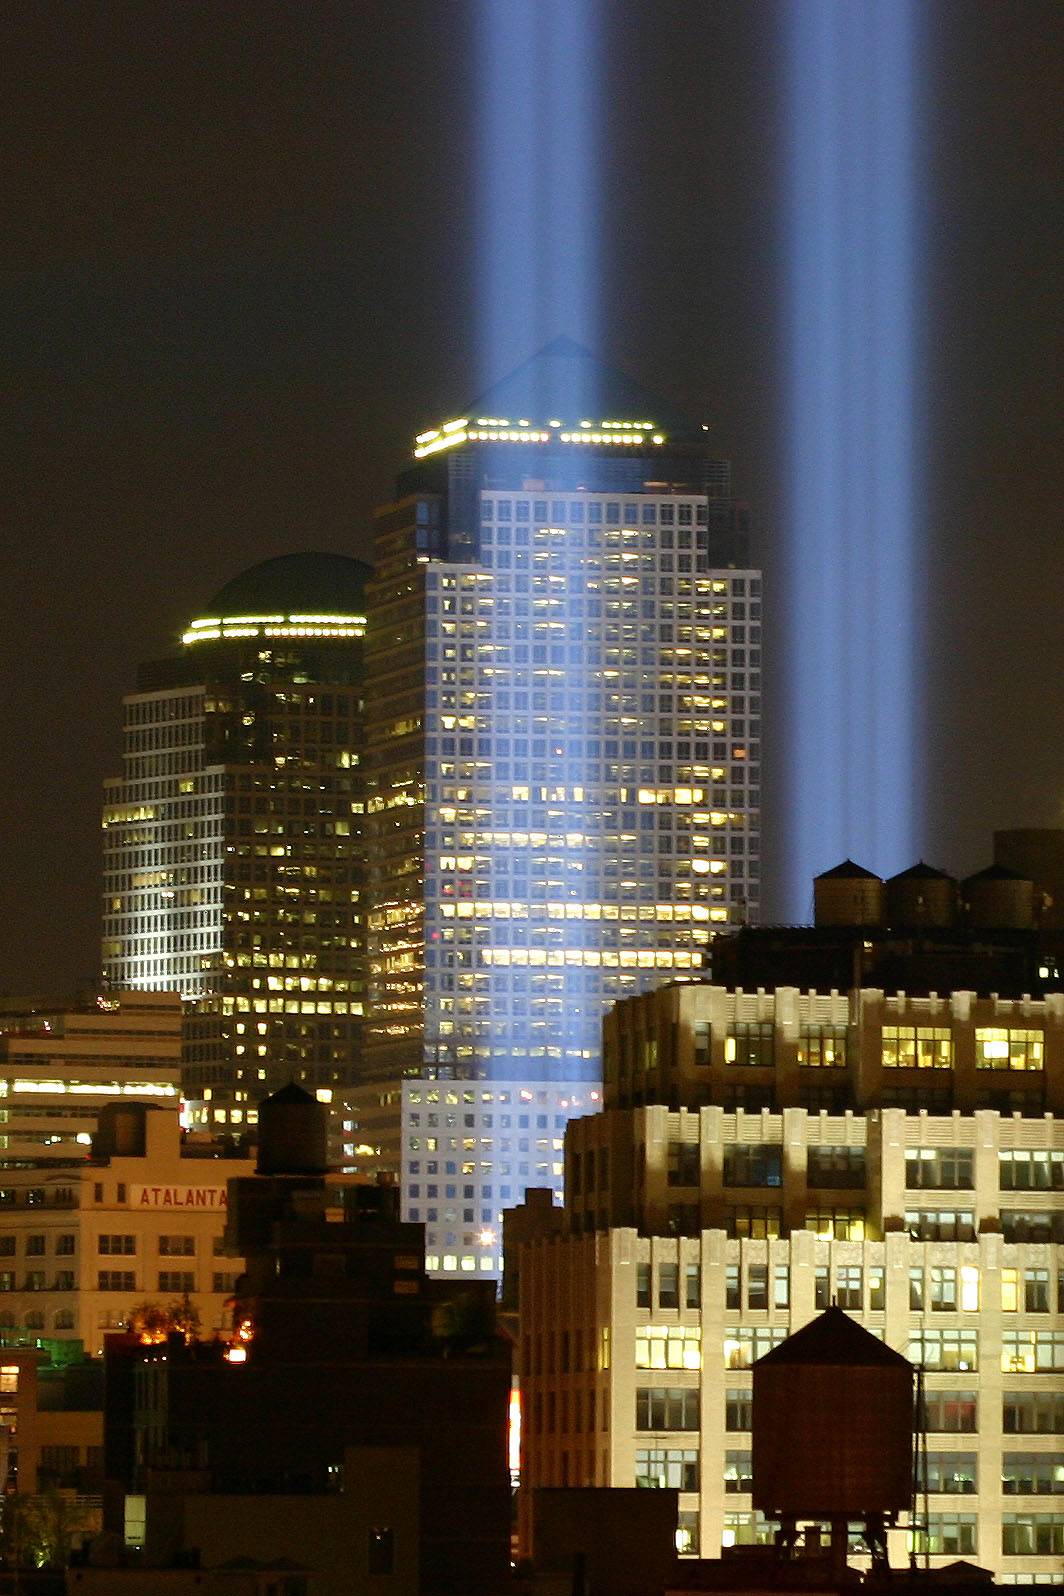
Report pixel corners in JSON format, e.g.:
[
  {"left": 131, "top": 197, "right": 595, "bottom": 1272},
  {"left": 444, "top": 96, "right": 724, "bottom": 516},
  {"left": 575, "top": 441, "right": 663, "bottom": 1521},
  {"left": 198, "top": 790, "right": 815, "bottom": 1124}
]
[
  {"left": 807, "top": 1146, "right": 865, "bottom": 1189},
  {"left": 905, "top": 1209, "right": 975, "bottom": 1242},
  {"left": 1025, "top": 1269, "right": 1050, "bottom": 1313},
  {"left": 921, "top": 1389, "right": 978, "bottom": 1433},
  {"left": 999, "top": 1150, "right": 1064, "bottom": 1191},
  {"left": 1001, "top": 1210, "right": 1064, "bottom": 1243},
  {"left": 1002, "top": 1515, "right": 1064, "bottom": 1556},
  {"left": 636, "top": 1388, "right": 700, "bottom": 1431},
  {"left": 725, "top": 1388, "right": 752, "bottom": 1431},
  {"left": 658, "top": 1262, "right": 679, "bottom": 1310},
  {"left": 1002, "top": 1454, "right": 1064, "bottom": 1495},
  {"left": 667, "top": 1142, "right": 700, "bottom": 1187},
  {"left": 158, "top": 1272, "right": 194, "bottom": 1294},
  {"left": 368, "top": 1527, "right": 394, "bottom": 1575},
  {"left": 667, "top": 1204, "right": 700, "bottom": 1237},
  {"left": 906, "top": 1148, "right": 974, "bottom": 1190},
  {"left": 722, "top": 1145, "right": 781, "bottom": 1188},
  {"left": 636, "top": 1262, "right": 650, "bottom": 1309},
  {"left": 1004, "top": 1392, "right": 1064, "bottom": 1434}
]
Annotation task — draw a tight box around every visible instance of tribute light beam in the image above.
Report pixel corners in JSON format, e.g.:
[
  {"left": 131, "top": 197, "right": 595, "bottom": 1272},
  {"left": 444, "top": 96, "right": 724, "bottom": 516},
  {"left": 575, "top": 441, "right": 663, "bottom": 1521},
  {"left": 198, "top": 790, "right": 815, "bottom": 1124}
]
[
  {"left": 476, "top": 0, "right": 598, "bottom": 396},
  {"left": 784, "top": 0, "right": 922, "bottom": 916},
  {"left": 473, "top": 0, "right": 602, "bottom": 1082}
]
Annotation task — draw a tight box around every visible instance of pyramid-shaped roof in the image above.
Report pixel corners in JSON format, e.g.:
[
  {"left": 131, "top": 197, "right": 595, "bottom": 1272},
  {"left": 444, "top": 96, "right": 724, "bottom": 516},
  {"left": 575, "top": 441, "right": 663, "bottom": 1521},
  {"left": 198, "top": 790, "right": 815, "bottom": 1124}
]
[
  {"left": 262, "top": 1080, "right": 317, "bottom": 1108},
  {"left": 888, "top": 860, "right": 955, "bottom": 884},
  {"left": 465, "top": 338, "right": 704, "bottom": 439},
  {"left": 755, "top": 1305, "right": 911, "bottom": 1369},
  {"left": 816, "top": 858, "right": 880, "bottom": 882},
  {"left": 963, "top": 862, "right": 1029, "bottom": 885}
]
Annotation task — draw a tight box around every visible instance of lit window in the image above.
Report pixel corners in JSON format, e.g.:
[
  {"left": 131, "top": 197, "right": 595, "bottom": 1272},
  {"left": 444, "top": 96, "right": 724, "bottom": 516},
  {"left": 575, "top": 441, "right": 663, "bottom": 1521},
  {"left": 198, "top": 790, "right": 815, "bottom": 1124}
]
[
  {"left": 975, "top": 1028, "right": 1044, "bottom": 1071},
  {"left": 635, "top": 1326, "right": 702, "bottom": 1371},
  {"left": 882, "top": 1026, "right": 952, "bottom": 1068}
]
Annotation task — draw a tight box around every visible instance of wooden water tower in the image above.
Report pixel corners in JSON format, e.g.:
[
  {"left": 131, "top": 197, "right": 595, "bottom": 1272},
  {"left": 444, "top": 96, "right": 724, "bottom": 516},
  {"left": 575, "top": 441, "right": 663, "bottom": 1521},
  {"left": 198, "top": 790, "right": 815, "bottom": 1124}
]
[{"left": 752, "top": 1306, "right": 914, "bottom": 1571}]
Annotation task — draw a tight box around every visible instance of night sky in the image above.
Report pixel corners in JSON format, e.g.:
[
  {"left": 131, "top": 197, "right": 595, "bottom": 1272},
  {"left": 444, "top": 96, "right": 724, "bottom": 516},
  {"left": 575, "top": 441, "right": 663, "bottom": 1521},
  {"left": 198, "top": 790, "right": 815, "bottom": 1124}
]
[{"left": 2, "top": 1, "right": 1061, "bottom": 994}]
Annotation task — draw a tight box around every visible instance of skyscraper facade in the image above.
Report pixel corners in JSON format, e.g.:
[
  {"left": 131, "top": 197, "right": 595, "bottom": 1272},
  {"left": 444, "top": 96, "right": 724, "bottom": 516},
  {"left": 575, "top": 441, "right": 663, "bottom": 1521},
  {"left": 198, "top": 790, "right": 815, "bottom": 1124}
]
[
  {"left": 102, "top": 553, "right": 369, "bottom": 1136},
  {"left": 360, "top": 341, "right": 762, "bottom": 1274}
]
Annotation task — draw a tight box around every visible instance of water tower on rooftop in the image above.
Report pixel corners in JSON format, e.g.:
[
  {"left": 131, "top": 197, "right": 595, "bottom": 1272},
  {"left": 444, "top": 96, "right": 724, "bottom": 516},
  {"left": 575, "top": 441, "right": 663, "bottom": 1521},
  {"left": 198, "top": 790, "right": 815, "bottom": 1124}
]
[{"left": 752, "top": 1305, "right": 914, "bottom": 1571}]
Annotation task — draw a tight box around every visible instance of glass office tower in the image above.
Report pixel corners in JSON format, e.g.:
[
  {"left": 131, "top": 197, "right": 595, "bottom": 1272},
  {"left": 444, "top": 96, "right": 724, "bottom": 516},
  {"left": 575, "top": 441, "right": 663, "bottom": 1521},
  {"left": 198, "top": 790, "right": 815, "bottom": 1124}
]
[
  {"left": 102, "top": 552, "right": 368, "bottom": 1140},
  {"left": 359, "top": 341, "right": 762, "bottom": 1275}
]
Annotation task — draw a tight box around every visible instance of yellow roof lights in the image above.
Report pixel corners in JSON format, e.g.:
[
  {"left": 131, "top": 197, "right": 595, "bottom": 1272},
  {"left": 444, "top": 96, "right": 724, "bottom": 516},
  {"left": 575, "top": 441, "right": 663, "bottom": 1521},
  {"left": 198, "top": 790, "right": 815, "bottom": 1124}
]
[
  {"left": 413, "top": 428, "right": 469, "bottom": 459},
  {"left": 182, "top": 612, "right": 366, "bottom": 646},
  {"left": 413, "top": 416, "right": 667, "bottom": 457}
]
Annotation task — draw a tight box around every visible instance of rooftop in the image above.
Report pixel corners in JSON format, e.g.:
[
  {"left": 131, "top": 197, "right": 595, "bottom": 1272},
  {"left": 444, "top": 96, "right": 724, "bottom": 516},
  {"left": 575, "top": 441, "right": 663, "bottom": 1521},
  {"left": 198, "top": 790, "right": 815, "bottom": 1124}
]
[
  {"left": 205, "top": 552, "right": 371, "bottom": 617},
  {"left": 413, "top": 337, "right": 707, "bottom": 458},
  {"left": 815, "top": 859, "right": 880, "bottom": 881},
  {"left": 182, "top": 552, "right": 371, "bottom": 646}
]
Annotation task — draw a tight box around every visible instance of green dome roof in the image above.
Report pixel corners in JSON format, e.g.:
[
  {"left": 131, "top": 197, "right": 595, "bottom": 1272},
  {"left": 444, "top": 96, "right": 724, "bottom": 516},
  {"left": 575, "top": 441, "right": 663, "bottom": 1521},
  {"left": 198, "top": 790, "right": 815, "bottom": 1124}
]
[{"left": 205, "top": 552, "right": 371, "bottom": 617}]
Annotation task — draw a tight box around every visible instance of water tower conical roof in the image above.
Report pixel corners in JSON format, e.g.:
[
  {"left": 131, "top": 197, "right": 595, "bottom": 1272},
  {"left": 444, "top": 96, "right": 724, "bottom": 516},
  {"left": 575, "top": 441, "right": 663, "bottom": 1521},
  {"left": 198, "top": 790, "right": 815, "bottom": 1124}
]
[{"left": 756, "top": 1305, "right": 911, "bottom": 1369}]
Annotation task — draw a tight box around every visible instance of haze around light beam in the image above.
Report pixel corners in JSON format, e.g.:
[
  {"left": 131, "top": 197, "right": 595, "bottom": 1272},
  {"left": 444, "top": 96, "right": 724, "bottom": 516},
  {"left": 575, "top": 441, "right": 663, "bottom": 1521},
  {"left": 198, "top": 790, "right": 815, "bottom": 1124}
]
[
  {"left": 783, "top": 0, "right": 923, "bottom": 918},
  {"left": 476, "top": 0, "right": 599, "bottom": 399}
]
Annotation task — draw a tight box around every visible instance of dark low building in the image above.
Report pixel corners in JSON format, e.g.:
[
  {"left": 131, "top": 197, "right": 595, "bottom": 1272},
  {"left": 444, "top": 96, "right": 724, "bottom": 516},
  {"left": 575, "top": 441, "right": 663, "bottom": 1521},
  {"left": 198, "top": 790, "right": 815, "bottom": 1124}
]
[{"left": 102, "top": 1086, "right": 511, "bottom": 1596}]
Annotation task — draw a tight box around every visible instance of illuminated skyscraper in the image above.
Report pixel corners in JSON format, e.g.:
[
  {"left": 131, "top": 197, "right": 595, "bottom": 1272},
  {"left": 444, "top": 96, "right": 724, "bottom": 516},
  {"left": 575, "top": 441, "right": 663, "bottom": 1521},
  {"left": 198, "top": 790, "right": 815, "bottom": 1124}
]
[
  {"left": 102, "top": 553, "right": 369, "bottom": 1138},
  {"left": 359, "top": 341, "right": 762, "bottom": 1275}
]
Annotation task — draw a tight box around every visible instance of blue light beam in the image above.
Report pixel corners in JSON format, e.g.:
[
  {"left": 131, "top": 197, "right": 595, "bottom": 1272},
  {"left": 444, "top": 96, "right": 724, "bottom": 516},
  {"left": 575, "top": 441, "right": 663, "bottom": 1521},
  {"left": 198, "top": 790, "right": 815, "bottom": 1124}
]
[
  {"left": 784, "top": 0, "right": 922, "bottom": 914},
  {"left": 476, "top": 0, "right": 599, "bottom": 393}
]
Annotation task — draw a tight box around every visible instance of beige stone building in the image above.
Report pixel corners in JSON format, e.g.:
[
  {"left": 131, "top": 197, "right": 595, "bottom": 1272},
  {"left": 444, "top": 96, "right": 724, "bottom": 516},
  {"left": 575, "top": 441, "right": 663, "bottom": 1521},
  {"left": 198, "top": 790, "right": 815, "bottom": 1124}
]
[
  {"left": 518, "top": 984, "right": 1064, "bottom": 1580},
  {"left": 0, "top": 1104, "right": 249, "bottom": 1353},
  {"left": 0, "top": 991, "right": 182, "bottom": 1165}
]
